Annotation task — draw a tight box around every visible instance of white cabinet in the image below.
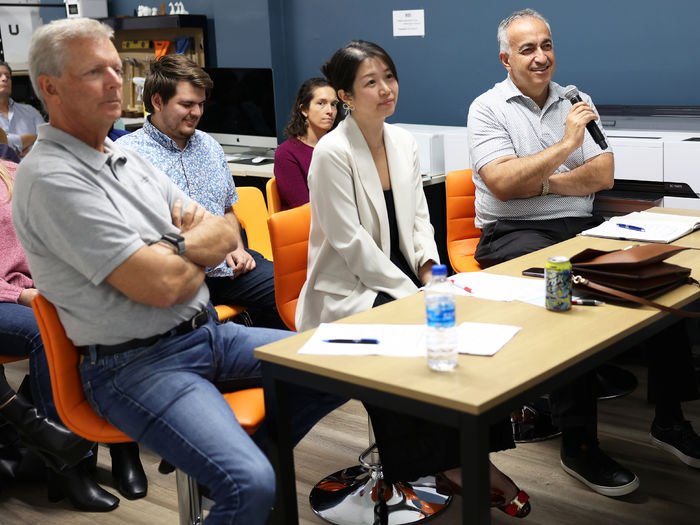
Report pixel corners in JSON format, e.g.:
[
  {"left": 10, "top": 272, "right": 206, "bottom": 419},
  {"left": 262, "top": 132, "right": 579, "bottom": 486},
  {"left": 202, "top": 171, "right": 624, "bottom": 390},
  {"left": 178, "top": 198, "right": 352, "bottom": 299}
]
[
  {"left": 664, "top": 141, "right": 700, "bottom": 193},
  {"left": 607, "top": 135, "right": 663, "bottom": 182}
]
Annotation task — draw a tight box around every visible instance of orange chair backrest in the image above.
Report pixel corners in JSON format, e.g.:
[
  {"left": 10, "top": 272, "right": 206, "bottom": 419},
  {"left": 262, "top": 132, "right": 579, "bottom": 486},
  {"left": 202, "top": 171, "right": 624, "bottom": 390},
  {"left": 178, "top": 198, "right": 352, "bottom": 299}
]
[
  {"left": 267, "top": 204, "right": 310, "bottom": 331},
  {"left": 31, "top": 295, "right": 266, "bottom": 437},
  {"left": 266, "top": 177, "right": 283, "bottom": 215},
  {"left": 233, "top": 186, "right": 273, "bottom": 260},
  {"left": 31, "top": 294, "right": 129, "bottom": 443},
  {"left": 445, "top": 169, "right": 482, "bottom": 273}
]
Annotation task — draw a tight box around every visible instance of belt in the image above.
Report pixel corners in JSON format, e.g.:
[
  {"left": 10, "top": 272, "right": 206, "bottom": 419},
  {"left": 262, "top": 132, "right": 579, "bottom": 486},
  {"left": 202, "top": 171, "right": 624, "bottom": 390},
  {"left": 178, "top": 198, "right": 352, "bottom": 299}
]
[{"left": 77, "top": 309, "right": 209, "bottom": 357}]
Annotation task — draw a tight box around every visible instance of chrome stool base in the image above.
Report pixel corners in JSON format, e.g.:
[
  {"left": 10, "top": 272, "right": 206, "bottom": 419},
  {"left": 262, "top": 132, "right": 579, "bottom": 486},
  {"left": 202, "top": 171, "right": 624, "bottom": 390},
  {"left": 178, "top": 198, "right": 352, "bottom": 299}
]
[{"left": 309, "top": 465, "right": 452, "bottom": 524}]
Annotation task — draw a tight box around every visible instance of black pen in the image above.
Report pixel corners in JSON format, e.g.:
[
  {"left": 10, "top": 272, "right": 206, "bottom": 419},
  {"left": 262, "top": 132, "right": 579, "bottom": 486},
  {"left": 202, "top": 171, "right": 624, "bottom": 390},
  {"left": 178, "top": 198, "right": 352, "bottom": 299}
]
[
  {"left": 572, "top": 299, "right": 605, "bottom": 306},
  {"left": 323, "top": 338, "right": 379, "bottom": 344}
]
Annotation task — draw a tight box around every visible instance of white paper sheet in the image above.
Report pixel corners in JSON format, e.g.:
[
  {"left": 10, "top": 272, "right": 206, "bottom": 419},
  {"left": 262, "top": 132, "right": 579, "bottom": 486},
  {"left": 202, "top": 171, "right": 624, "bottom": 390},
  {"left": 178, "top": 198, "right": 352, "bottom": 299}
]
[
  {"left": 580, "top": 211, "right": 700, "bottom": 243},
  {"left": 450, "top": 272, "right": 546, "bottom": 307},
  {"left": 392, "top": 9, "right": 425, "bottom": 37},
  {"left": 299, "top": 324, "right": 426, "bottom": 357},
  {"left": 298, "top": 322, "right": 521, "bottom": 357},
  {"left": 457, "top": 322, "right": 521, "bottom": 356}
]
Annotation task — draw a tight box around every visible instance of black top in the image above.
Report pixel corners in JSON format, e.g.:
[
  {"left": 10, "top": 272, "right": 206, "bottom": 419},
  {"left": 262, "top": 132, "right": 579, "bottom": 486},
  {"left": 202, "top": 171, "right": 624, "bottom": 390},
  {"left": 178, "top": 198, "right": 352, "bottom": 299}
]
[{"left": 383, "top": 189, "right": 421, "bottom": 289}]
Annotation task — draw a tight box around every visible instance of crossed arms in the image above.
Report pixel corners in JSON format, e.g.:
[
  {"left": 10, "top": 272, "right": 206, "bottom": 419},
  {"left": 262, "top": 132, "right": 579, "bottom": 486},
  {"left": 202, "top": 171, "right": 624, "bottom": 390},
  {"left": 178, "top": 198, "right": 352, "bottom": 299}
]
[
  {"left": 478, "top": 101, "right": 614, "bottom": 201},
  {"left": 107, "top": 200, "right": 236, "bottom": 308}
]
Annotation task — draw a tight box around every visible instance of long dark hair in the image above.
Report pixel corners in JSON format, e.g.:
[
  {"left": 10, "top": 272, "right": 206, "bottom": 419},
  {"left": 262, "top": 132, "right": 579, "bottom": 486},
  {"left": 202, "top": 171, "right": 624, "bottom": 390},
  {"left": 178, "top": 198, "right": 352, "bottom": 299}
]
[
  {"left": 283, "top": 77, "right": 340, "bottom": 138},
  {"left": 321, "top": 40, "right": 398, "bottom": 97}
]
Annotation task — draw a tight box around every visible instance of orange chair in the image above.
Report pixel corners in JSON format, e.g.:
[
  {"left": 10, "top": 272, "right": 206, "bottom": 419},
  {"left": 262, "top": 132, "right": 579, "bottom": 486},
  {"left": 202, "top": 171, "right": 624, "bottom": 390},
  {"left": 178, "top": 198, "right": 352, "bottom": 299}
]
[
  {"left": 266, "top": 204, "right": 310, "bottom": 331},
  {"left": 445, "top": 169, "right": 482, "bottom": 273},
  {"left": 31, "top": 294, "right": 265, "bottom": 525},
  {"left": 265, "top": 177, "right": 283, "bottom": 215},
  {"left": 233, "top": 186, "right": 273, "bottom": 260},
  {"left": 216, "top": 186, "right": 274, "bottom": 324},
  {"left": 214, "top": 304, "right": 247, "bottom": 323}
]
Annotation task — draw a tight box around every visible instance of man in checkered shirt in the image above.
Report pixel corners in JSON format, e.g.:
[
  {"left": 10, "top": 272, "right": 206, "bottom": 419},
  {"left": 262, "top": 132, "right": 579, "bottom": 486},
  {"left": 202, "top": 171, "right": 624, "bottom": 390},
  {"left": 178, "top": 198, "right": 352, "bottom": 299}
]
[
  {"left": 467, "top": 8, "right": 700, "bottom": 499},
  {"left": 468, "top": 9, "right": 613, "bottom": 268}
]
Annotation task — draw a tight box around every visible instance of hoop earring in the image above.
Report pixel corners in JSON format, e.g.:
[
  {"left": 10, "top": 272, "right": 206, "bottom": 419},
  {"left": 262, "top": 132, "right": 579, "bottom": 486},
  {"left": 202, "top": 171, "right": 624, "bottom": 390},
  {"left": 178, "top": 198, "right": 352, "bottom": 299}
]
[{"left": 342, "top": 102, "right": 355, "bottom": 113}]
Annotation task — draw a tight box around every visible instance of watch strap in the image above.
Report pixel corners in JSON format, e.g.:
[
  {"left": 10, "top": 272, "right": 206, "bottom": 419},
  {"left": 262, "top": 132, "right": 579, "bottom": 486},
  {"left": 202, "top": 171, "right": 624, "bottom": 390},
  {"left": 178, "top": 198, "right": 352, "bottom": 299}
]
[{"left": 160, "top": 233, "right": 186, "bottom": 256}]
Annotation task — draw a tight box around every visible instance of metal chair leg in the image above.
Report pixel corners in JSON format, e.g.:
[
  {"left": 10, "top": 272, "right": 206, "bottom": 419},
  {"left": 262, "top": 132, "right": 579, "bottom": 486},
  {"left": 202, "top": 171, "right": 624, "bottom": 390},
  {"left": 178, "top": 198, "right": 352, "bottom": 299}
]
[
  {"left": 176, "top": 469, "right": 203, "bottom": 525},
  {"left": 309, "top": 442, "right": 452, "bottom": 524}
]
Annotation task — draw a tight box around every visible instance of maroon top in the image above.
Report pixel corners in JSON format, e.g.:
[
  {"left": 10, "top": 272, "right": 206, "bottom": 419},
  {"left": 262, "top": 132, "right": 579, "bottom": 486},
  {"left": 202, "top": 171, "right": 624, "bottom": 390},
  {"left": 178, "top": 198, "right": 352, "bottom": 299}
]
[{"left": 273, "top": 137, "right": 314, "bottom": 210}]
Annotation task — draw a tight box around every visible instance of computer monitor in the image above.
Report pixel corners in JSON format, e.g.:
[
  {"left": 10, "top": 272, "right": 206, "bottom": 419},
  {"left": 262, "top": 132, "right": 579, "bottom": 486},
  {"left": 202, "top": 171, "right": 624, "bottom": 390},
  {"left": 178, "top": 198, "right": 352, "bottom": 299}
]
[{"left": 197, "top": 67, "right": 278, "bottom": 151}]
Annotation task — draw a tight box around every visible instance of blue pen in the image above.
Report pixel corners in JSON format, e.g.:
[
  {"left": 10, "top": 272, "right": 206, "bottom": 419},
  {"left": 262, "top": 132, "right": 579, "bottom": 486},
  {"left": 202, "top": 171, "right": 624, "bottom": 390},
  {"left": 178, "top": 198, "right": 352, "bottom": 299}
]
[
  {"left": 617, "top": 223, "right": 645, "bottom": 232},
  {"left": 323, "top": 338, "right": 379, "bottom": 344}
]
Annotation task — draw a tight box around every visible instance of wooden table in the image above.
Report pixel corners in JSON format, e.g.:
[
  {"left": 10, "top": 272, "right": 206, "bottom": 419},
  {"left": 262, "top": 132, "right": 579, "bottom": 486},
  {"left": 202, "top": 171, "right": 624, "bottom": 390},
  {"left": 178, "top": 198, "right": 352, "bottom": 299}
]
[{"left": 255, "top": 218, "right": 700, "bottom": 524}]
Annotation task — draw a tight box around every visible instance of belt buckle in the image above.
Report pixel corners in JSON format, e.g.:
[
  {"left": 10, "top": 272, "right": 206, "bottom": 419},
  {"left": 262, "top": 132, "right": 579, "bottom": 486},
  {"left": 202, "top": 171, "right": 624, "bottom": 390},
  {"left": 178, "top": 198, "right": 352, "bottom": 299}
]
[{"left": 191, "top": 310, "right": 208, "bottom": 330}]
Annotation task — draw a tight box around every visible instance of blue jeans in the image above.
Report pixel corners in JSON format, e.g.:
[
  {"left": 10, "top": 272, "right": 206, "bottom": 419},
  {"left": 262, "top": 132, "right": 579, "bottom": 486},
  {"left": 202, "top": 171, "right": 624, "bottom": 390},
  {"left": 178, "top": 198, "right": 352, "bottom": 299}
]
[
  {"left": 0, "top": 302, "right": 57, "bottom": 420},
  {"left": 79, "top": 312, "right": 345, "bottom": 525}
]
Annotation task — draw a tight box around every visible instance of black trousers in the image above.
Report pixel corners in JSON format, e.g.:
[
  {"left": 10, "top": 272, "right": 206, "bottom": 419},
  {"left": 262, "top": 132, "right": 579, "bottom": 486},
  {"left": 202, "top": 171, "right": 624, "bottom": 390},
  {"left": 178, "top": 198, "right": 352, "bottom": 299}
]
[
  {"left": 474, "top": 216, "right": 604, "bottom": 269},
  {"left": 475, "top": 217, "right": 699, "bottom": 430},
  {"left": 363, "top": 292, "right": 515, "bottom": 483}
]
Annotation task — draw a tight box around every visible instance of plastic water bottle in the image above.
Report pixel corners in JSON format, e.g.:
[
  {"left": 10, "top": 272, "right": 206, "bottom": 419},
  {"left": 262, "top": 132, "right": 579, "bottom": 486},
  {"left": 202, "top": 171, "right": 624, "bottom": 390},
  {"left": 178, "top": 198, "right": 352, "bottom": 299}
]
[{"left": 424, "top": 264, "right": 458, "bottom": 371}]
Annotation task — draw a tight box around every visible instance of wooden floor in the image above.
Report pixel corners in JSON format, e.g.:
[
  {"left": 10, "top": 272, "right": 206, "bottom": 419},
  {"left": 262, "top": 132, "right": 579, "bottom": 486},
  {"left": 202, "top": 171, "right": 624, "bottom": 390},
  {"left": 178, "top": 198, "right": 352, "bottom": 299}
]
[{"left": 1, "top": 359, "right": 699, "bottom": 524}]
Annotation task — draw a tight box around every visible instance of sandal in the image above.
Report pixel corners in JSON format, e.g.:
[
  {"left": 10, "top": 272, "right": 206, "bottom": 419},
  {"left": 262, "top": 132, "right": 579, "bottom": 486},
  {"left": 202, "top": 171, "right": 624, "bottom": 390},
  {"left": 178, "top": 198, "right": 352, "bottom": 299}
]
[
  {"left": 435, "top": 472, "right": 531, "bottom": 518},
  {"left": 491, "top": 487, "right": 531, "bottom": 518}
]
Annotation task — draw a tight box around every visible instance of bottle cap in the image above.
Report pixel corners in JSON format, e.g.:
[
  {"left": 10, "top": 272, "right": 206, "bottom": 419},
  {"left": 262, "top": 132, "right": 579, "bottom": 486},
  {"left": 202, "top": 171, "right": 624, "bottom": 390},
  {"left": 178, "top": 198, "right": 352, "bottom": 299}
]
[{"left": 431, "top": 264, "right": 447, "bottom": 276}]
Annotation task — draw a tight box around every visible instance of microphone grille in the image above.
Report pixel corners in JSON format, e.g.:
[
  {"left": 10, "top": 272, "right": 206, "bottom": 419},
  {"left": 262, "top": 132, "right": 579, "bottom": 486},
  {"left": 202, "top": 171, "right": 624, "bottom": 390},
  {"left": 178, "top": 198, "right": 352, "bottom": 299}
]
[{"left": 563, "top": 85, "right": 579, "bottom": 100}]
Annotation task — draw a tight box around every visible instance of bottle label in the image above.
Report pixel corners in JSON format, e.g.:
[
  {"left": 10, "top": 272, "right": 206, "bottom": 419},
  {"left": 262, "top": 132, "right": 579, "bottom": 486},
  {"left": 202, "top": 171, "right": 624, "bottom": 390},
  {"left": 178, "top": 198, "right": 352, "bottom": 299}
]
[{"left": 426, "top": 299, "right": 455, "bottom": 327}]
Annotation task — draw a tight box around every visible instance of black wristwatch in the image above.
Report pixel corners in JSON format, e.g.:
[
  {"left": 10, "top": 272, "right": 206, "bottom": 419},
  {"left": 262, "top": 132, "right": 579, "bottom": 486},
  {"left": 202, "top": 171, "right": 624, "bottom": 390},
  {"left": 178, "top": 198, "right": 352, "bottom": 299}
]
[{"left": 159, "top": 233, "right": 186, "bottom": 255}]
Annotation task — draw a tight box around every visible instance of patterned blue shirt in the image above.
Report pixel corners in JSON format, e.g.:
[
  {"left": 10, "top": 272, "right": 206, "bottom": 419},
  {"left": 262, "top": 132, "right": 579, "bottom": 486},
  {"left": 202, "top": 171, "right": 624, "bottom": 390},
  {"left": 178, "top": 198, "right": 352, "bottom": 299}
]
[{"left": 117, "top": 118, "right": 238, "bottom": 277}]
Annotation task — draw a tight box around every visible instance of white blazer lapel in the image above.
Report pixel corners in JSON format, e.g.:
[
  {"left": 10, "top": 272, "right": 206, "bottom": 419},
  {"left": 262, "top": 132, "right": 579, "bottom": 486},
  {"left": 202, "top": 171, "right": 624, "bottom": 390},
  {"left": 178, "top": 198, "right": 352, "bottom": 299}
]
[{"left": 345, "top": 116, "right": 390, "bottom": 252}]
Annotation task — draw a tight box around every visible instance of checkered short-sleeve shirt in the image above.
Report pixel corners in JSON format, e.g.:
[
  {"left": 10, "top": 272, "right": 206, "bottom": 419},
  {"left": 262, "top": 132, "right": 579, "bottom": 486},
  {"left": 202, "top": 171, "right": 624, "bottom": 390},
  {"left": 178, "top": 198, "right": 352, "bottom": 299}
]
[{"left": 467, "top": 77, "right": 611, "bottom": 228}]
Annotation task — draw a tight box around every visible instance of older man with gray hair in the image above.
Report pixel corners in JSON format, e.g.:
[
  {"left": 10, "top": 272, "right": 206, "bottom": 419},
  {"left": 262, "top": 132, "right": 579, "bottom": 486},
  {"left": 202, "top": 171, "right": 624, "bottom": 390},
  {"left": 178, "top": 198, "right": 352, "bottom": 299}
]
[{"left": 13, "top": 17, "right": 344, "bottom": 524}]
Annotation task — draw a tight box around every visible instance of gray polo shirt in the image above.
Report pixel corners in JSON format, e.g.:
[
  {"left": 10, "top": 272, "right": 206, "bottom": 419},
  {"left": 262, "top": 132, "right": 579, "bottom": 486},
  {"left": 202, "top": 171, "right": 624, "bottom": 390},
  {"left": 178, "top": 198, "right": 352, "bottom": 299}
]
[
  {"left": 13, "top": 124, "right": 209, "bottom": 346},
  {"left": 467, "top": 77, "right": 611, "bottom": 228}
]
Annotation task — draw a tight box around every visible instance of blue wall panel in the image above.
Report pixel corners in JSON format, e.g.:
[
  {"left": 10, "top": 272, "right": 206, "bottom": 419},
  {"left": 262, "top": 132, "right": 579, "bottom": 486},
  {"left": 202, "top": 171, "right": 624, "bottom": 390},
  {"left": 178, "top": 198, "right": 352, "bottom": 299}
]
[
  {"left": 279, "top": 0, "right": 700, "bottom": 126},
  {"left": 105, "top": 1, "right": 700, "bottom": 129}
]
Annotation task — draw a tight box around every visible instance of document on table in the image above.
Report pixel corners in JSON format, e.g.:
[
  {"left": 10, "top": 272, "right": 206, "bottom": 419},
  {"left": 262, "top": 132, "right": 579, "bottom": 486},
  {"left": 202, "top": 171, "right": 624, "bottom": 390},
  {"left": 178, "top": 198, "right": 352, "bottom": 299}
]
[
  {"left": 580, "top": 211, "right": 700, "bottom": 243},
  {"left": 450, "top": 272, "right": 546, "bottom": 307},
  {"left": 298, "top": 322, "right": 521, "bottom": 357}
]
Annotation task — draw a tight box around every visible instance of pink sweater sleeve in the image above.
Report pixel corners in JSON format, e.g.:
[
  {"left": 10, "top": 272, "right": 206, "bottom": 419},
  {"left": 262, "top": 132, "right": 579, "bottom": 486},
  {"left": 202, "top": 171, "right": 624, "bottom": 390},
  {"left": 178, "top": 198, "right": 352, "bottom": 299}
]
[{"left": 0, "top": 161, "right": 34, "bottom": 303}]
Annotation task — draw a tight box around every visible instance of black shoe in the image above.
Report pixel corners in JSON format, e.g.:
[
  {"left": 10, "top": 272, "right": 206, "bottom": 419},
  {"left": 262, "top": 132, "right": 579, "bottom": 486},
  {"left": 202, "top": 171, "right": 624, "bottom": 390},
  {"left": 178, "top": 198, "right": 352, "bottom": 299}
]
[
  {"left": 510, "top": 402, "right": 561, "bottom": 443},
  {"left": 560, "top": 444, "right": 639, "bottom": 497},
  {"left": 47, "top": 458, "right": 120, "bottom": 511},
  {"left": 650, "top": 420, "right": 700, "bottom": 468},
  {"left": 110, "top": 442, "right": 147, "bottom": 500},
  {"left": 158, "top": 458, "right": 175, "bottom": 474},
  {"left": 594, "top": 364, "right": 638, "bottom": 401},
  {"left": 0, "top": 394, "right": 94, "bottom": 471}
]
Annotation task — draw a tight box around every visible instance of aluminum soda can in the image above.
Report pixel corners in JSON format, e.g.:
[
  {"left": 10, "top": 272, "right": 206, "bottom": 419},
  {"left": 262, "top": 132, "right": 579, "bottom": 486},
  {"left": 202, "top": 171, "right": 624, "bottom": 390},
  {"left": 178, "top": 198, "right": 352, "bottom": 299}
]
[{"left": 545, "top": 256, "right": 572, "bottom": 311}]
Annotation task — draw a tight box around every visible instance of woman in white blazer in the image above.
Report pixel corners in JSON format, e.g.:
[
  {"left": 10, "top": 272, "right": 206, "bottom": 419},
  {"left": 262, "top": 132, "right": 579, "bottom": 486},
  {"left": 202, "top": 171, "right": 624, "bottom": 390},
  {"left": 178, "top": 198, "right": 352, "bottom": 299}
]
[
  {"left": 297, "top": 41, "right": 531, "bottom": 518},
  {"left": 296, "top": 97, "right": 436, "bottom": 330}
]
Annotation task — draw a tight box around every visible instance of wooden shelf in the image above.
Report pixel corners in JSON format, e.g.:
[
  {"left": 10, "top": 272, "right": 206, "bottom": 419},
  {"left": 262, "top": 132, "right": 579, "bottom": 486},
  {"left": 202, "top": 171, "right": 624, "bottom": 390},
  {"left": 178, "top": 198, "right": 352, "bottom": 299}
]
[{"left": 98, "top": 15, "right": 209, "bottom": 116}]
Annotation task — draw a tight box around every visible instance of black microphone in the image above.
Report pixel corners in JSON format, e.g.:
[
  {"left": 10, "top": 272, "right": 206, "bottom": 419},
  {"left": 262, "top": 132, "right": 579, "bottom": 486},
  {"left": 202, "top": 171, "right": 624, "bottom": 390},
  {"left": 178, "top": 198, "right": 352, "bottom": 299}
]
[{"left": 563, "top": 86, "right": 608, "bottom": 150}]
